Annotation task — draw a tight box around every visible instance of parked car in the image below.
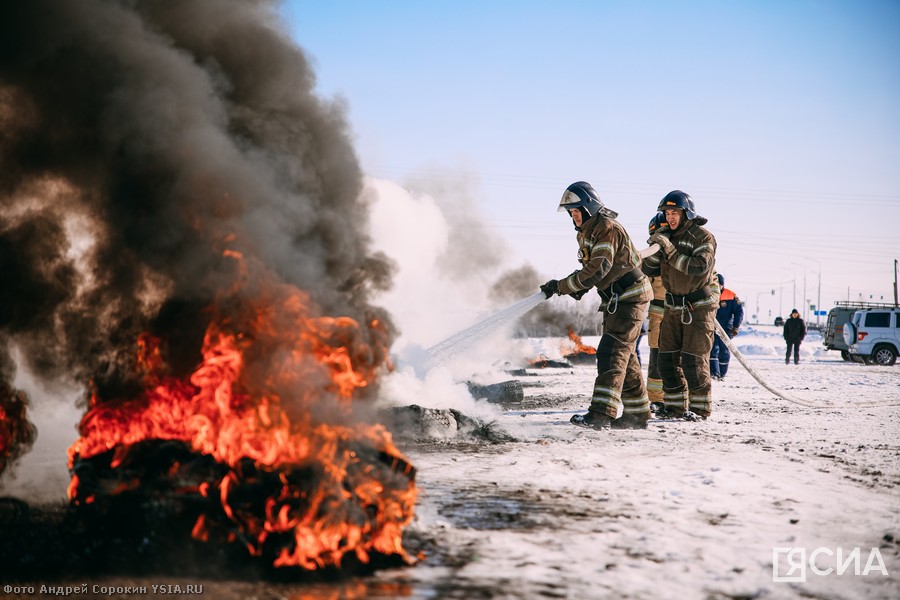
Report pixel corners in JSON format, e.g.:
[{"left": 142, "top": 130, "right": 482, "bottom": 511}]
[
  {"left": 844, "top": 307, "right": 900, "bottom": 366},
  {"left": 823, "top": 301, "right": 896, "bottom": 360}
]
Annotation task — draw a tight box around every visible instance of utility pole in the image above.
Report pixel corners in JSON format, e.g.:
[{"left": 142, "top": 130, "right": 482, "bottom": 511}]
[
  {"left": 810, "top": 261, "right": 821, "bottom": 327},
  {"left": 894, "top": 259, "right": 898, "bottom": 307},
  {"left": 791, "top": 262, "right": 808, "bottom": 319},
  {"left": 755, "top": 289, "right": 775, "bottom": 324},
  {"left": 817, "top": 269, "right": 822, "bottom": 327},
  {"left": 755, "top": 293, "right": 761, "bottom": 325},
  {"left": 779, "top": 283, "right": 783, "bottom": 317},
  {"left": 803, "top": 272, "right": 807, "bottom": 321}
]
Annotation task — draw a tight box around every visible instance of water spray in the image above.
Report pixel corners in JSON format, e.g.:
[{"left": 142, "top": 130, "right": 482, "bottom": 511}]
[
  {"left": 424, "top": 242, "right": 899, "bottom": 409},
  {"left": 422, "top": 244, "right": 662, "bottom": 370},
  {"left": 422, "top": 292, "right": 547, "bottom": 369}
]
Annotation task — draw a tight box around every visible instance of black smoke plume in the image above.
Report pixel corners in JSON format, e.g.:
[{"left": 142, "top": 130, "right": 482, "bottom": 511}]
[{"left": 0, "top": 0, "right": 394, "bottom": 477}]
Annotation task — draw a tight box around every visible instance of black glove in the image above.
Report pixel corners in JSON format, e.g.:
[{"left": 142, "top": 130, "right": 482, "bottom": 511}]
[
  {"left": 540, "top": 279, "right": 559, "bottom": 298},
  {"left": 569, "top": 288, "right": 589, "bottom": 300},
  {"left": 730, "top": 327, "right": 739, "bottom": 338}
]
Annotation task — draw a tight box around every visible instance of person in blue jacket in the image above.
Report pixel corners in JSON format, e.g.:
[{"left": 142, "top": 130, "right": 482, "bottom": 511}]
[{"left": 709, "top": 273, "right": 744, "bottom": 380}]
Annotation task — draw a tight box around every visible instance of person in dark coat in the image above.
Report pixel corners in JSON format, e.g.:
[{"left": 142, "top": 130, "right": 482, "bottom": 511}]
[
  {"left": 709, "top": 273, "right": 744, "bottom": 380},
  {"left": 783, "top": 309, "right": 806, "bottom": 364}
]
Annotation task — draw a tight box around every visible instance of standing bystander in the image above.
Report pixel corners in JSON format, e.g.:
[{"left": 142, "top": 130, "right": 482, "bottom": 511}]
[
  {"left": 710, "top": 273, "right": 743, "bottom": 380},
  {"left": 783, "top": 309, "right": 806, "bottom": 364}
]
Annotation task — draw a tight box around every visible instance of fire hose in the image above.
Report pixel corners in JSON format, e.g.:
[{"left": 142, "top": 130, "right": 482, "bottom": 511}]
[
  {"left": 426, "top": 244, "right": 899, "bottom": 409},
  {"left": 713, "top": 316, "right": 900, "bottom": 408},
  {"left": 641, "top": 244, "right": 900, "bottom": 409}
]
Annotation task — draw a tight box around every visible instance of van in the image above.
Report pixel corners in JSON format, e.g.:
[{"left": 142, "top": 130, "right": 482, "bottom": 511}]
[
  {"left": 844, "top": 307, "right": 900, "bottom": 366},
  {"left": 823, "top": 301, "right": 896, "bottom": 360}
]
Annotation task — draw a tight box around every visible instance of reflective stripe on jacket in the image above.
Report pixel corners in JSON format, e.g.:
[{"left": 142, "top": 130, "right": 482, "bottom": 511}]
[{"left": 557, "top": 215, "right": 644, "bottom": 300}]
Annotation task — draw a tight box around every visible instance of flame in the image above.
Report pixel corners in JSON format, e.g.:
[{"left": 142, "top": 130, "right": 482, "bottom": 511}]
[
  {"left": 527, "top": 355, "right": 557, "bottom": 368},
  {"left": 561, "top": 327, "right": 596, "bottom": 356},
  {"left": 66, "top": 278, "right": 416, "bottom": 570}
]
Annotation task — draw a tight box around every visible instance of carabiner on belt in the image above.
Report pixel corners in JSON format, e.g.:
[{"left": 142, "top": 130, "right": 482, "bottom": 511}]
[{"left": 606, "top": 292, "right": 619, "bottom": 314}]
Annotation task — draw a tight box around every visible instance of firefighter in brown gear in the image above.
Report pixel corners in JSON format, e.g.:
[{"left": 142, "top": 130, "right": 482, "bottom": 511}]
[
  {"left": 645, "top": 212, "right": 667, "bottom": 409},
  {"left": 540, "top": 181, "right": 652, "bottom": 430},
  {"left": 641, "top": 191, "right": 718, "bottom": 421}
]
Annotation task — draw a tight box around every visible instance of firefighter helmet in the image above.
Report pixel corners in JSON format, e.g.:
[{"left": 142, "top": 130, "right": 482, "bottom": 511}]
[
  {"left": 558, "top": 181, "right": 617, "bottom": 219},
  {"left": 657, "top": 190, "right": 697, "bottom": 220},
  {"left": 648, "top": 211, "right": 667, "bottom": 235}
]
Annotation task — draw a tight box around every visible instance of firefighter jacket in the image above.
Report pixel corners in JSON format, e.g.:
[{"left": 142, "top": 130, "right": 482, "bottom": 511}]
[
  {"left": 783, "top": 316, "right": 806, "bottom": 343},
  {"left": 716, "top": 288, "right": 744, "bottom": 331},
  {"left": 556, "top": 214, "right": 648, "bottom": 304},
  {"left": 641, "top": 217, "right": 718, "bottom": 309}
]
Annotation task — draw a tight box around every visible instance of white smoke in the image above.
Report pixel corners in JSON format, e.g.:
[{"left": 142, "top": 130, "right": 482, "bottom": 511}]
[
  {"left": 0, "top": 347, "right": 81, "bottom": 502},
  {"left": 364, "top": 175, "right": 537, "bottom": 418}
]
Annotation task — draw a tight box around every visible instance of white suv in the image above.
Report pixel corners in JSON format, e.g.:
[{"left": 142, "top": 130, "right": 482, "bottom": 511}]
[{"left": 844, "top": 308, "right": 900, "bottom": 366}]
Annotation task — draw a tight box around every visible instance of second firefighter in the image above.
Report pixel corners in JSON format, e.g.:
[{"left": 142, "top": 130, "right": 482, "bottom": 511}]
[{"left": 641, "top": 191, "right": 719, "bottom": 421}]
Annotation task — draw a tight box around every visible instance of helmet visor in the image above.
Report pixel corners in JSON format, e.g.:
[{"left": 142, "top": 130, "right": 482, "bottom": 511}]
[{"left": 558, "top": 189, "right": 584, "bottom": 212}]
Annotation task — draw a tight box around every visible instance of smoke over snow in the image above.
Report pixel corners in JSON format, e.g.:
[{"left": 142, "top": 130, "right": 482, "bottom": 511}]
[
  {"left": 366, "top": 175, "right": 520, "bottom": 350},
  {"left": 0, "top": 0, "right": 600, "bottom": 483},
  {"left": 366, "top": 174, "right": 592, "bottom": 349},
  {"left": 364, "top": 175, "right": 597, "bottom": 419},
  {"left": 489, "top": 264, "right": 600, "bottom": 338},
  {"left": 0, "top": 0, "right": 394, "bottom": 479}
]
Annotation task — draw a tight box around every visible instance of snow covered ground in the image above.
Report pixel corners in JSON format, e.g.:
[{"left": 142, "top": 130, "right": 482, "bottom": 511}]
[
  {"left": 2, "top": 325, "right": 897, "bottom": 599},
  {"left": 375, "top": 324, "right": 900, "bottom": 599}
]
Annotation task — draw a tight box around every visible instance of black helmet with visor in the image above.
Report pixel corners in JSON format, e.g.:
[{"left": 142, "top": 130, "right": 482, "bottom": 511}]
[{"left": 558, "top": 181, "right": 618, "bottom": 223}]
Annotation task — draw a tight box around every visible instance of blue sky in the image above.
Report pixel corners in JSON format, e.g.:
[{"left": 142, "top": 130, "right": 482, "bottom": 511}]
[{"left": 281, "top": 0, "right": 900, "bottom": 320}]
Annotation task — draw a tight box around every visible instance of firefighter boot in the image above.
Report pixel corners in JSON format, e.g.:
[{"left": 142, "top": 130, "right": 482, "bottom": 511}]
[
  {"left": 612, "top": 413, "right": 650, "bottom": 429},
  {"left": 570, "top": 411, "right": 612, "bottom": 430}
]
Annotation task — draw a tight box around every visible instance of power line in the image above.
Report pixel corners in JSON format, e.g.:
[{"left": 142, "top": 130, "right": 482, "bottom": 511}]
[{"left": 364, "top": 164, "right": 900, "bottom": 206}]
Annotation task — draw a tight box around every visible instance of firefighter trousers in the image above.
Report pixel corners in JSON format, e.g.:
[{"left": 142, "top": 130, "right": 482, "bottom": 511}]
[
  {"left": 657, "top": 304, "right": 716, "bottom": 417},
  {"left": 590, "top": 299, "right": 650, "bottom": 419},
  {"left": 646, "top": 306, "right": 664, "bottom": 404}
]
